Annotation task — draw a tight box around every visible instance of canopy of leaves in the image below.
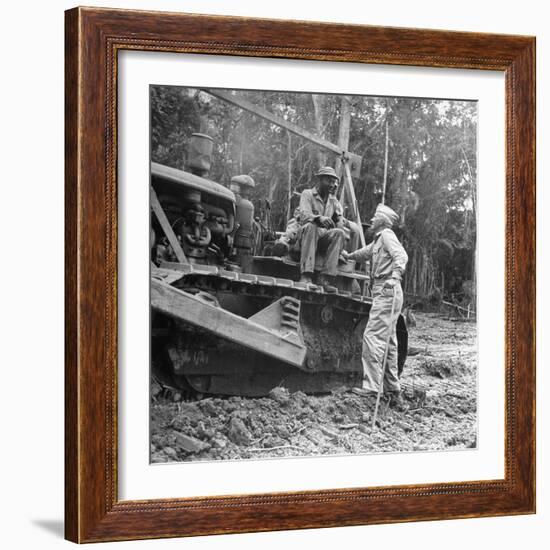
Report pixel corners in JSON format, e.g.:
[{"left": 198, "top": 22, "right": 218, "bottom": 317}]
[{"left": 151, "top": 86, "right": 477, "bottom": 300}]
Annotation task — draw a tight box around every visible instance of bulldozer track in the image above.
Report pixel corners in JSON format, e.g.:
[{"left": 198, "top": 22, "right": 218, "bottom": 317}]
[
  {"left": 155, "top": 261, "right": 374, "bottom": 317},
  {"left": 152, "top": 262, "right": 408, "bottom": 396}
]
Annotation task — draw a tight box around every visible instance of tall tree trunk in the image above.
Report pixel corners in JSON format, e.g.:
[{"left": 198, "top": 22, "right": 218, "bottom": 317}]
[
  {"left": 311, "top": 94, "right": 327, "bottom": 167},
  {"left": 237, "top": 115, "right": 245, "bottom": 173},
  {"left": 335, "top": 96, "right": 352, "bottom": 209},
  {"left": 335, "top": 96, "right": 351, "bottom": 174},
  {"left": 287, "top": 131, "right": 292, "bottom": 221},
  {"left": 460, "top": 144, "right": 477, "bottom": 297},
  {"left": 268, "top": 175, "right": 281, "bottom": 202},
  {"left": 391, "top": 145, "right": 412, "bottom": 221},
  {"left": 381, "top": 115, "right": 389, "bottom": 204}
]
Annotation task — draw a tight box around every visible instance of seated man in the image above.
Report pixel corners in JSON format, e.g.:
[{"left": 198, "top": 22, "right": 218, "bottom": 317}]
[
  {"left": 296, "top": 166, "right": 346, "bottom": 292},
  {"left": 272, "top": 207, "right": 302, "bottom": 256},
  {"left": 274, "top": 208, "right": 361, "bottom": 256}
]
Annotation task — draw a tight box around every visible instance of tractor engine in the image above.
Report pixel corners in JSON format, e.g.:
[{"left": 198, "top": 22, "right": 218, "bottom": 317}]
[{"left": 151, "top": 134, "right": 240, "bottom": 267}]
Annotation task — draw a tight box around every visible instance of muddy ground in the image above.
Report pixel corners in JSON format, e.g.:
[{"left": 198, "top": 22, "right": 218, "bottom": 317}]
[{"left": 150, "top": 313, "right": 477, "bottom": 463}]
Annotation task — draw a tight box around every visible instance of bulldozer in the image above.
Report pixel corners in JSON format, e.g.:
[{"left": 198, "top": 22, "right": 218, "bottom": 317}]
[{"left": 151, "top": 90, "right": 408, "bottom": 397}]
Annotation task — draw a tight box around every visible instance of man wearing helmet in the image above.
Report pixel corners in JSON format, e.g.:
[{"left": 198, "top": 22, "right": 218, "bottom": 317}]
[{"left": 342, "top": 203, "right": 408, "bottom": 409}]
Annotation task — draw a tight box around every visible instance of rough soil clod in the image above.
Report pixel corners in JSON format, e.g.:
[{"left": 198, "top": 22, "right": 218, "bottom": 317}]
[{"left": 150, "top": 313, "right": 477, "bottom": 463}]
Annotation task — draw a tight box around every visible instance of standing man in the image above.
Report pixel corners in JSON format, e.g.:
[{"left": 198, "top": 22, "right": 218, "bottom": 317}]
[
  {"left": 342, "top": 203, "right": 408, "bottom": 408},
  {"left": 297, "top": 167, "right": 346, "bottom": 293}
]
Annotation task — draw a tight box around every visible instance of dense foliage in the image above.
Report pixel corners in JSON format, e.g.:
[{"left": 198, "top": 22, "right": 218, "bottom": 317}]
[{"left": 151, "top": 86, "right": 477, "bottom": 301}]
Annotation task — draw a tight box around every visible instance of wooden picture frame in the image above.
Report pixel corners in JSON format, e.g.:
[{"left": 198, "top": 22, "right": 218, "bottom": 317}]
[{"left": 65, "top": 6, "right": 536, "bottom": 543}]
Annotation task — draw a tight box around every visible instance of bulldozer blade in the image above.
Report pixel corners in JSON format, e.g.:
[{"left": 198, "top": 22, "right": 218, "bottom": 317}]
[{"left": 151, "top": 278, "right": 307, "bottom": 368}]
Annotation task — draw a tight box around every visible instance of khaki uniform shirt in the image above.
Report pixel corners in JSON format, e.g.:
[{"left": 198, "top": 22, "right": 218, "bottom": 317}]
[
  {"left": 348, "top": 227, "right": 408, "bottom": 281},
  {"left": 299, "top": 187, "right": 343, "bottom": 227}
]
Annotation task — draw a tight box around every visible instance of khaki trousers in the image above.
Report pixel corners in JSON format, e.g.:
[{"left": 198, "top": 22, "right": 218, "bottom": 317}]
[
  {"left": 361, "top": 282, "right": 403, "bottom": 393},
  {"left": 299, "top": 222, "right": 345, "bottom": 276}
]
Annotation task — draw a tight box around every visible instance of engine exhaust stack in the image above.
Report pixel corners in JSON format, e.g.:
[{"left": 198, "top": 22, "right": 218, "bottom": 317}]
[{"left": 186, "top": 133, "right": 214, "bottom": 176}]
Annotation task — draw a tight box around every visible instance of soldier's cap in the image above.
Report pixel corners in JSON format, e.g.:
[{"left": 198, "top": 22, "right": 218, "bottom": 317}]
[
  {"left": 231, "top": 174, "right": 255, "bottom": 188},
  {"left": 315, "top": 166, "right": 340, "bottom": 182},
  {"left": 375, "top": 203, "right": 400, "bottom": 226}
]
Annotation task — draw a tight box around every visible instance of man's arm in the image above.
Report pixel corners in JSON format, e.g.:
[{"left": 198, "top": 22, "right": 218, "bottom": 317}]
[
  {"left": 299, "top": 190, "right": 335, "bottom": 228},
  {"left": 381, "top": 229, "right": 408, "bottom": 281},
  {"left": 298, "top": 190, "right": 318, "bottom": 225},
  {"left": 345, "top": 242, "right": 374, "bottom": 263}
]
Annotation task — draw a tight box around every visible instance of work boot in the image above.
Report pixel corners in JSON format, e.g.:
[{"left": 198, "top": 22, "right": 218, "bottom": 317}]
[
  {"left": 319, "top": 274, "right": 338, "bottom": 293},
  {"left": 352, "top": 387, "right": 377, "bottom": 398},
  {"left": 387, "top": 391, "right": 407, "bottom": 412},
  {"left": 351, "top": 387, "right": 378, "bottom": 407},
  {"left": 271, "top": 239, "right": 289, "bottom": 257},
  {"left": 299, "top": 273, "right": 313, "bottom": 284}
]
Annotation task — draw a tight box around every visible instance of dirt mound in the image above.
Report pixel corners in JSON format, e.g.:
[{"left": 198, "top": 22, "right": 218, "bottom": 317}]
[
  {"left": 150, "top": 313, "right": 478, "bottom": 462},
  {"left": 420, "top": 357, "right": 469, "bottom": 378}
]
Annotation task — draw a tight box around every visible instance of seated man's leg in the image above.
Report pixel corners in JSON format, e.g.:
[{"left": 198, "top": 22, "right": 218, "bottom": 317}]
[
  {"left": 299, "top": 222, "right": 319, "bottom": 279},
  {"left": 272, "top": 218, "right": 300, "bottom": 257},
  {"left": 318, "top": 228, "right": 346, "bottom": 276},
  {"left": 346, "top": 221, "right": 361, "bottom": 253}
]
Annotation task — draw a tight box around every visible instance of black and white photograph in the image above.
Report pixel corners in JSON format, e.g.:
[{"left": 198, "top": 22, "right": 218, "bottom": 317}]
[
  {"left": 3, "top": 0, "right": 543, "bottom": 547},
  {"left": 149, "top": 85, "right": 478, "bottom": 463}
]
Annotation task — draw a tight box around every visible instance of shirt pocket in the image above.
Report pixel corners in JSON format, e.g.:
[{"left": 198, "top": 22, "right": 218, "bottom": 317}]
[{"left": 373, "top": 240, "right": 384, "bottom": 256}]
